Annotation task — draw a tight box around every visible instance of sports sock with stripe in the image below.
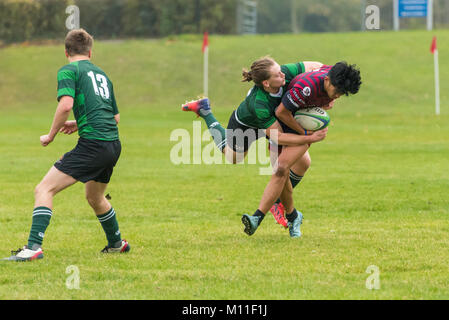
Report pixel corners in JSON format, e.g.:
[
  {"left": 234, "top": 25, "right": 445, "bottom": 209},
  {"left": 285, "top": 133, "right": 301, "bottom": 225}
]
[
  {"left": 201, "top": 112, "right": 227, "bottom": 152},
  {"left": 97, "top": 207, "right": 121, "bottom": 247},
  {"left": 28, "top": 206, "right": 52, "bottom": 248},
  {"left": 275, "top": 170, "right": 304, "bottom": 204},
  {"left": 289, "top": 170, "right": 303, "bottom": 189}
]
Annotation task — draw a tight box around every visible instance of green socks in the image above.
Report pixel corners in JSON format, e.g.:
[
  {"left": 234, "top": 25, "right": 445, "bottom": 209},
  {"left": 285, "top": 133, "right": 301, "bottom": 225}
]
[
  {"left": 28, "top": 206, "right": 122, "bottom": 249},
  {"left": 28, "top": 206, "right": 52, "bottom": 248},
  {"left": 97, "top": 207, "right": 121, "bottom": 247},
  {"left": 201, "top": 113, "right": 227, "bottom": 151}
]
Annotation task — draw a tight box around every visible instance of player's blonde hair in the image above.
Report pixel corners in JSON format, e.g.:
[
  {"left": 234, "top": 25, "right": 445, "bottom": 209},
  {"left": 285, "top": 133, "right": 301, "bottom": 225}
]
[
  {"left": 65, "top": 28, "right": 93, "bottom": 57},
  {"left": 241, "top": 56, "right": 276, "bottom": 87}
]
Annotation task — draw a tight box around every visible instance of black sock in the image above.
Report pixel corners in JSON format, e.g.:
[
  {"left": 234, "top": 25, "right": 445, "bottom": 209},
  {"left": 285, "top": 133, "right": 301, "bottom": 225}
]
[
  {"left": 289, "top": 170, "right": 303, "bottom": 189},
  {"left": 253, "top": 209, "right": 265, "bottom": 225},
  {"left": 285, "top": 209, "right": 298, "bottom": 223}
]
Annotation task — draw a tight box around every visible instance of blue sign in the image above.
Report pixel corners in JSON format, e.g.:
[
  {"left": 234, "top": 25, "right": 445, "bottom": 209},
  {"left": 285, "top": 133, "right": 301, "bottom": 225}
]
[{"left": 399, "top": 0, "right": 428, "bottom": 18}]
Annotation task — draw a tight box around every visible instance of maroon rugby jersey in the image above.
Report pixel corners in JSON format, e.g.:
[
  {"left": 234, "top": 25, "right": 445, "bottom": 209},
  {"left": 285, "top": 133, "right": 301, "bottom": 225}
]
[{"left": 282, "top": 65, "right": 334, "bottom": 112}]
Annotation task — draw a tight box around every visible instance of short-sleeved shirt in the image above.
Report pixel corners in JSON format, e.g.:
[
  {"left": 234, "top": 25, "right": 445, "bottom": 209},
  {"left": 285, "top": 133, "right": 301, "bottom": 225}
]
[
  {"left": 235, "top": 62, "right": 305, "bottom": 129},
  {"left": 282, "top": 65, "right": 333, "bottom": 113},
  {"left": 57, "top": 60, "right": 119, "bottom": 141}
]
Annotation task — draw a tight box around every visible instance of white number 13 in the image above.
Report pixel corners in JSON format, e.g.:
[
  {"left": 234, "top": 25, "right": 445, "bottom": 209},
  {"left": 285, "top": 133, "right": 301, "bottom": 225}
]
[{"left": 87, "top": 71, "right": 110, "bottom": 99}]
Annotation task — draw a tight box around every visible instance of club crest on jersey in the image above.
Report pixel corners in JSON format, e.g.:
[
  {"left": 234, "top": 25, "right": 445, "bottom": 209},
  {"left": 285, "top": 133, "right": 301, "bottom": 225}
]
[{"left": 302, "top": 87, "right": 311, "bottom": 97}]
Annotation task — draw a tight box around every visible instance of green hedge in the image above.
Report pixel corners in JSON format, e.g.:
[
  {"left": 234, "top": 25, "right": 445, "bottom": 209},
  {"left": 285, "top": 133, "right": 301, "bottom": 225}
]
[
  {"left": 0, "top": 0, "right": 69, "bottom": 42},
  {"left": 2, "top": 0, "right": 448, "bottom": 43},
  {"left": 0, "top": 0, "right": 237, "bottom": 43}
]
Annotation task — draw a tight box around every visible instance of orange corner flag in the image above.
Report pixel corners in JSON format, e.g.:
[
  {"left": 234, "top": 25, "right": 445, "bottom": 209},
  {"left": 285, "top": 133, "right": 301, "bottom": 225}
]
[
  {"left": 202, "top": 31, "right": 209, "bottom": 53},
  {"left": 430, "top": 36, "right": 437, "bottom": 54}
]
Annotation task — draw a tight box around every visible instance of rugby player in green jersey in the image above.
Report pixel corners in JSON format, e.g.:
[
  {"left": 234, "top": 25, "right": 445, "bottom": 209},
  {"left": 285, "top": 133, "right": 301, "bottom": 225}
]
[
  {"left": 248, "top": 62, "right": 361, "bottom": 238},
  {"left": 6, "top": 29, "right": 129, "bottom": 261},
  {"left": 182, "top": 57, "right": 328, "bottom": 236}
]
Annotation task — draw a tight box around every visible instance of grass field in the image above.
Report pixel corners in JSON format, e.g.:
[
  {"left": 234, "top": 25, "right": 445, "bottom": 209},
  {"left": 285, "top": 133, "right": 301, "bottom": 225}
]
[{"left": 0, "top": 30, "right": 448, "bottom": 300}]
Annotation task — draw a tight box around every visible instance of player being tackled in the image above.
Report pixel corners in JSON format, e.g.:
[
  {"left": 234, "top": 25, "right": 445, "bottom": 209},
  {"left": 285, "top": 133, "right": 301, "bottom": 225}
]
[{"left": 181, "top": 58, "right": 330, "bottom": 238}]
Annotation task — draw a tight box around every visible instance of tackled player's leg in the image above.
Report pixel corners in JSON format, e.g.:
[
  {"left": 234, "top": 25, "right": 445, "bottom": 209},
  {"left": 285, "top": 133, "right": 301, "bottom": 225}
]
[
  {"left": 242, "top": 144, "right": 308, "bottom": 237},
  {"left": 269, "top": 147, "right": 311, "bottom": 228}
]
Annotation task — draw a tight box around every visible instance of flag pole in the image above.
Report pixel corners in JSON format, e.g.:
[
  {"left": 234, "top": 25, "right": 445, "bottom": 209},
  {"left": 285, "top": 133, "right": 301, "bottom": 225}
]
[
  {"left": 434, "top": 48, "right": 440, "bottom": 115},
  {"left": 202, "top": 32, "right": 209, "bottom": 97},
  {"left": 430, "top": 36, "right": 440, "bottom": 115},
  {"left": 203, "top": 46, "right": 208, "bottom": 97}
]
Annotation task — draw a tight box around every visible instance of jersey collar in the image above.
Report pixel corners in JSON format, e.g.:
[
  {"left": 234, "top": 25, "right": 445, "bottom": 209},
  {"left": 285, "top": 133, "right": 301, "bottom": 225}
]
[{"left": 269, "top": 87, "right": 283, "bottom": 98}]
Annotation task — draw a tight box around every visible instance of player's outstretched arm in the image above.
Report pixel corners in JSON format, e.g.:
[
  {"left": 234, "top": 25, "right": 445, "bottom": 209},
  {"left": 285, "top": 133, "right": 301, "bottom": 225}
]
[
  {"left": 40, "top": 96, "right": 74, "bottom": 147},
  {"left": 303, "top": 61, "right": 324, "bottom": 72}
]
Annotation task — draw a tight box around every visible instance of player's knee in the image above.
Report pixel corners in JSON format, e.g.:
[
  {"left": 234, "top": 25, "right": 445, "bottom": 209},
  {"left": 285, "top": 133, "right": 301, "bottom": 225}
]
[
  {"left": 34, "top": 185, "right": 42, "bottom": 198},
  {"left": 274, "top": 162, "right": 289, "bottom": 178},
  {"left": 293, "top": 155, "right": 311, "bottom": 174},
  {"left": 85, "top": 193, "right": 103, "bottom": 209},
  {"left": 303, "top": 156, "right": 311, "bottom": 171},
  {"left": 34, "top": 183, "right": 53, "bottom": 198}
]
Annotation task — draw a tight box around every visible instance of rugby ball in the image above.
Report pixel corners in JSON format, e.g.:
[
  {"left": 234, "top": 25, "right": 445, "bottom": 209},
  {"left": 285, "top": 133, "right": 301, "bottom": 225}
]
[{"left": 294, "top": 107, "right": 330, "bottom": 131}]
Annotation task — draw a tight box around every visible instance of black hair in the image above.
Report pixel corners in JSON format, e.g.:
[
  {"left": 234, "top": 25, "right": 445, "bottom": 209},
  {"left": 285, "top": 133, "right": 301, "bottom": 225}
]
[{"left": 328, "top": 62, "right": 362, "bottom": 96}]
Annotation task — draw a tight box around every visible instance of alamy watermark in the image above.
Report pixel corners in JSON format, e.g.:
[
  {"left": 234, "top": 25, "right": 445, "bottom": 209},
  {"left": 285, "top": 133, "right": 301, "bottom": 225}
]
[
  {"left": 65, "top": 5, "right": 80, "bottom": 30},
  {"left": 66, "top": 265, "right": 80, "bottom": 290},
  {"left": 365, "top": 265, "right": 381, "bottom": 290},
  {"left": 365, "top": 5, "right": 380, "bottom": 30},
  {"left": 169, "top": 121, "right": 280, "bottom": 175}
]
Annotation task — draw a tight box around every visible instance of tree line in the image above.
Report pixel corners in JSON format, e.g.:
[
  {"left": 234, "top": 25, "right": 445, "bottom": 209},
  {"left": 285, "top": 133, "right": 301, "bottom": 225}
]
[{"left": 1, "top": 0, "right": 448, "bottom": 43}]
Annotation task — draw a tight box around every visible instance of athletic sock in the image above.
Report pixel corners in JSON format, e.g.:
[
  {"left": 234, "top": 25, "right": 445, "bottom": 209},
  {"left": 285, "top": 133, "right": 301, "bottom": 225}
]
[
  {"left": 97, "top": 207, "right": 121, "bottom": 247},
  {"left": 275, "top": 170, "right": 304, "bottom": 204},
  {"left": 201, "top": 112, "right": 227, "bottom": 151},
  {"left": 253, "top": 209, "right": 265, "bottom": 225},
  {"left": 28, "top": 206, "right": 52, "bottom": 248},
  {"left": 289, "top": 170, "right": 303, "bottom": 189},
  {"left": 285, "top": 209, "right": 298, "bottom": 223}
]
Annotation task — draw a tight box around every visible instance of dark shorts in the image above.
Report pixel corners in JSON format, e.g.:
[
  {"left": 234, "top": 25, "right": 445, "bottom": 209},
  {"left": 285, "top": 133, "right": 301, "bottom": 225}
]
[
  {"left": 276, "top": 117, "right": 311, "bottom": 151},
  {"left": 265, "top": 117, "right": 304, "bottom": 155},
  {"left": 226, "top": 110, "right": 264, "bottom": 153},
  {"left": 54, "top": 137, "right": 121, "bottom": 183},
  {"left": 277, "top": 117, "right": 300, "bottom": 135}
]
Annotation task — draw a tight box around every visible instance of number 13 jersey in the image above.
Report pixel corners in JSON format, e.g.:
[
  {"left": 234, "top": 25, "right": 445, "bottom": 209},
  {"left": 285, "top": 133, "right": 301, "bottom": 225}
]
[{"left": 57, "top": 60, "right": 119, "bottom": 141}]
